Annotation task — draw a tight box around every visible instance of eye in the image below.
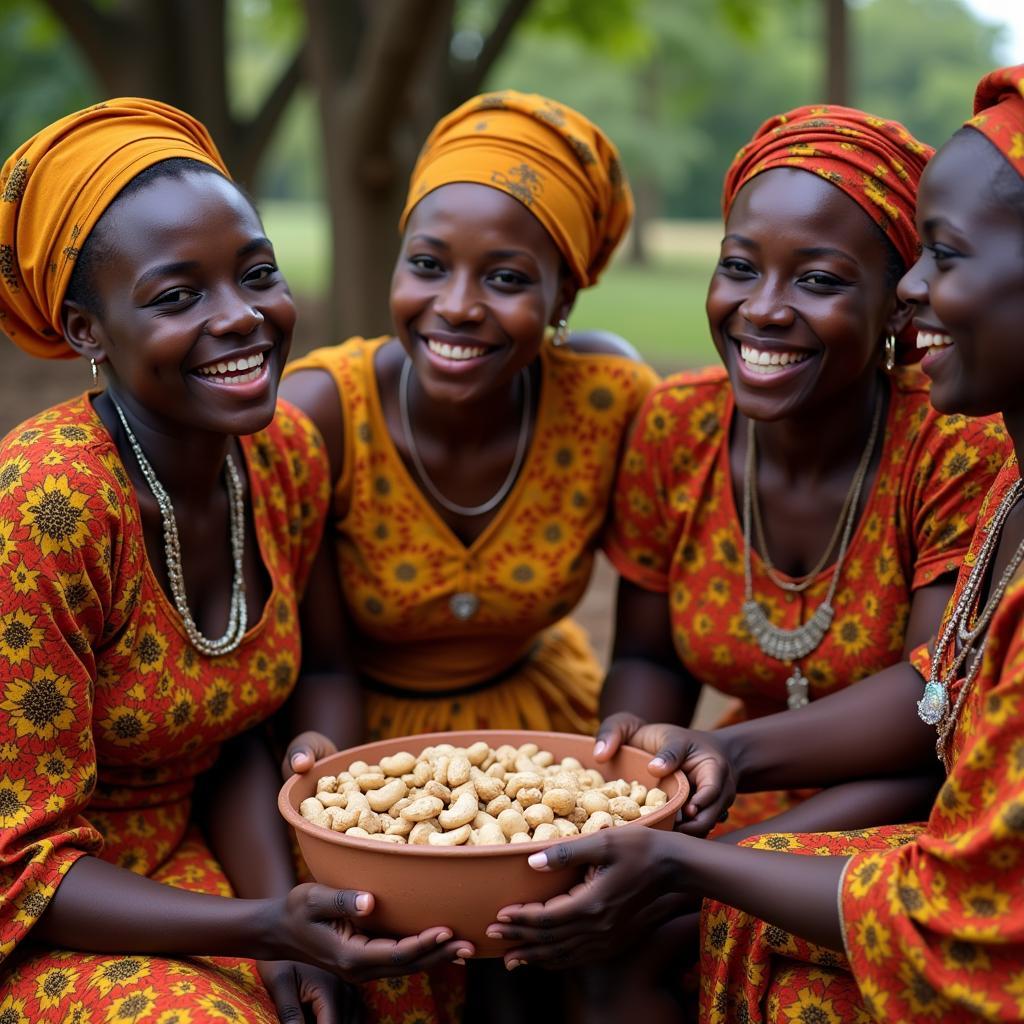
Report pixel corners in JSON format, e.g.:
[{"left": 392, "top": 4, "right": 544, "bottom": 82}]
[
  {"left": 799, "top": 271, "right": 848, "bottom": 289},
  {"left": 924, "top": 242, "right": 961, "bottom": 263},
  {"left": 146, "top": 287, "right": 199, "bottom": 309},
  {"left": 488, "top": 269, "right": 530, "bottom": 288},
  {"left": 243, "top": 263, "right": 279, "bottom": 286},
  {"left": 719, "top": 257, "right": 755, "bottom": 277},
  {"left": 409, "top": 254, "right": 443, "bottom": 273}
]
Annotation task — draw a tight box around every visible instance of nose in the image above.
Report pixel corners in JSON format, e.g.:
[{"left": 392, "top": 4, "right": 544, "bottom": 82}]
[
  {"left": 204, "top": 286, "right": 265, "bottom": 337},
  {"left": 740, "top": 275, "right": 795, "bottom": 329},
  {"left": 433, "top": 270, "right": 484, "bottom": 325},
  {"left": 897, "top": 253, "right": 929, "bottom": 306}
]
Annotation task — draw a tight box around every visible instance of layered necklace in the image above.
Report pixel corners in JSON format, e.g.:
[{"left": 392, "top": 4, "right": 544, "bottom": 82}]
[
  {"left": 742, "top": 391, "right": 883, "bottom": 708},
  {"left": 918, "top": 478, "right": 1024, "bottom": 768},
  {"left": 110, "top": 398, "right": 248, "bottom": 656},
  {"left": 399, "top": 357, "right": 531, "bottom": 517}
]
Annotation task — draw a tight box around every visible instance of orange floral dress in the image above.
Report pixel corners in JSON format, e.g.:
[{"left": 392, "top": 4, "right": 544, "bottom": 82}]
[
  {"left": 286, "top": 336, "right": 658, "bottom": 740},
  {"left": 0, "top": 396, "right": 329, "bottom": 1022},
  {"left": 605, "top": 365, "right": 1008, "bottom": 829},
  {"left": 700, "top": 456, "right": 1024, "bottom": 1023}
]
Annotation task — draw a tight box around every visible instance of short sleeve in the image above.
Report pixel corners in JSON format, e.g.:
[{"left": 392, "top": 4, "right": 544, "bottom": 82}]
[
  {"left": 0, "top": 431, "right": 124, "bottom": 959},
  {"left": 839, "top": 576, "right": 1024, "bottom": 1020},
  {"left": 902, "top": 410, "right": 1009, "bottom": 590}
]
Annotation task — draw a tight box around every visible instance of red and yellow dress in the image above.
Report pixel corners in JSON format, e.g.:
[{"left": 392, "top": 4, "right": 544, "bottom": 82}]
[
  {"left": 287, "top": 335, "right": 658, "bottom": 740},
  {"left": 0, "top": 396, "right": 329, "bottom": 1022},
  {"left": 606, "top": 365, "right": 1008, "bottom": 829},
  {"left": 700, "top": 456, "right": 1024, "bottom": 1023}
]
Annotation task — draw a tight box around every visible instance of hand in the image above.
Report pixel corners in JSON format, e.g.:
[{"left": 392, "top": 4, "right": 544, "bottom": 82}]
[
  {"left": 283, "top": 731, "right": 337, "bottom": 779},
  {"left": 275, "top": 884, "right": 472, "bottom": 981},
  {"left": 486, "top": 829, "right": 685, "bottom": 970},
  {"left": 258, "top": 959, "right": 363, "bottom": 1024},
  {"left": 594, "top": 714, "right": 736, "bottom": 836}
]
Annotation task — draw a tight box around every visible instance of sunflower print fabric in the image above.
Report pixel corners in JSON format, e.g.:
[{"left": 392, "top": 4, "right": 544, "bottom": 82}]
[
  {"left": 699, "top": 457, "right": 1024, "bottom": 1022},
  {"left": 0, "top": 395, "right": 329, "bottom": 1019},
  {"left": 605, "top": 365, "right": 1008, "bottom": 830},
  {"left": 285, "top": 335, "right": 658, "bottom": 739}
]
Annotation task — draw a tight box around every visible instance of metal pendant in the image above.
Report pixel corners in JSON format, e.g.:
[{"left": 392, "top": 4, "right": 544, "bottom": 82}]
[
  {"left": 786, "top": 665, "right": 810, "bottom": 710},
  {"left": 917, "top": 681, "right": 948, "bottom": 726},
  {"left": 449, "top": 592, "right": 480, "bottom": 621}
]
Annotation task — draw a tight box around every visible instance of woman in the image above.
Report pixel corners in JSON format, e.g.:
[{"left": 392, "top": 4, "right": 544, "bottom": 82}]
[
  {"left": 492, "top": 64, "right": 1024, "bottom": 1023},
  {"left": 0, "top": 99, "right": 466, "bottom": 1024},
  {"left": 601, "top": 103, "right": 1009, "bottom": 834},
  {"left": 281, "top": 90, "right": 657, "bottom": 744}
]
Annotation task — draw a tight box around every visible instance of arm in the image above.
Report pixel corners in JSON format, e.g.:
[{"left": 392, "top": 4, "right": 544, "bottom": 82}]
[{"left": 600, "top": 578, "right": 701, "bottom": 727}]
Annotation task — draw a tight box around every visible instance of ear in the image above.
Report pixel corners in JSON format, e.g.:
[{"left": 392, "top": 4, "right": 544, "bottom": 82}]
[
  {"left": 884, "top": 294, "right": 914, "bottom": 339},
  {"left": 552, "top": 276, "right": 579, "bottom": 327},
  {"left": 61, "top": 300, "right": 108, "bottom": 367}
]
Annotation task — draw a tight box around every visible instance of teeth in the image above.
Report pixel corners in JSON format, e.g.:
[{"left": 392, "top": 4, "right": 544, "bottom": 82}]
[
  {"left": 739, "top": 344, "right": 810, "bottom": 373},
  {"left": 196, "top": 351, "right": 265, "bottom": 380},
  {"left": 427, "top": 338, "right": 488, "bottom": 361},
  {"left": 916, "top": 331, "right": 953, "bottom": 349}
]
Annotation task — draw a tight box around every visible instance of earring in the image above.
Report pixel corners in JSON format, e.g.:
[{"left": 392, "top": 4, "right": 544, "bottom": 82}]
[
  {"left": 883, "top": 335, "right": 897, "bottom": 373},
  {"left": 552, "top": 318, "right": 568, "bottom": 347},
  {"left": 90, "top": 358, "right": 99, "bottom": 387}
]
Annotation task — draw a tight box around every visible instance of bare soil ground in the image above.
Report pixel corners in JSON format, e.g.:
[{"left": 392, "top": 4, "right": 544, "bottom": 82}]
[{"left": 0, "top": 320, "right": 725, "bottom": 728}]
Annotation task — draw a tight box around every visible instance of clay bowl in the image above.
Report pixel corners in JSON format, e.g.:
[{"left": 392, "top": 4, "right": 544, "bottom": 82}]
[{"left": 278, "top": 729, "right": 688, "bottom": 957}]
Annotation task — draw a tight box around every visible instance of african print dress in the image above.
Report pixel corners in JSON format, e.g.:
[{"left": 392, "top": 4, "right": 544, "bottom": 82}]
[
  {"left": 606, "top": 365, "right": 1008, "bottom": 830},
  {"left": 0, "top": 395, "right": 329, "bottom": 1022},
  {"left": 700, "top": 456, "right": 1024, "bottom": 1023},
  {"left": 286, "top": 335, "right": 658, "bottom": 740}
]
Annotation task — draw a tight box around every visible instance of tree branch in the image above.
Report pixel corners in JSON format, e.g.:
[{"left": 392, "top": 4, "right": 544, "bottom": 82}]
[
  {"left": 41, "top": 0, "right": 131, "bottom": 91},
  {"left": 459, "top": 0, "right": 534, "bottom": 101}
]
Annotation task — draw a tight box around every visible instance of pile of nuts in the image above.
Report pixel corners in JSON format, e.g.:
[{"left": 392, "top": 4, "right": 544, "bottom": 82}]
[{"left": 298, "top": 740, "right": 668, "bottom": 847}]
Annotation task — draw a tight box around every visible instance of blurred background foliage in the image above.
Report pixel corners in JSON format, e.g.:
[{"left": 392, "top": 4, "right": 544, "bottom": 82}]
[{"left": 0, "top": 0, "right": 1009, "bottom": 370}]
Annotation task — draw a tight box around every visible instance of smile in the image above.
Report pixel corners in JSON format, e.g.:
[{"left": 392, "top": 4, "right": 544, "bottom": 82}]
[
  {"left": 194, "top": 352, "right": 265, "bottom": 383},
  {"left": 739, "top": 344, "right": 811, "bottom": 375},
  {"left": 916, "top": 331, "right": 953, "bottom": 350},
  {"left": 426, "top": 338, "right": 488, "bottom": 361}
]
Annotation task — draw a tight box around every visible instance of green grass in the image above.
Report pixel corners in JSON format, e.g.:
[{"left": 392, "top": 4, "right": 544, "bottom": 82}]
[{"left": 260, "top": 200, "right": 720, "bottom": 370}]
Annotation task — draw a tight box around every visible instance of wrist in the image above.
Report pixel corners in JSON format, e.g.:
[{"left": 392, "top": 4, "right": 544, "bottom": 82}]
[
  {"left": 654, "top": 829, "right": 688, "bottom": 892},
  {"left": 718, "top": 726, "right": 750, "bottom": 789},
  {"left": 251, "top": 896, "right": 286, "bottom": 961}
]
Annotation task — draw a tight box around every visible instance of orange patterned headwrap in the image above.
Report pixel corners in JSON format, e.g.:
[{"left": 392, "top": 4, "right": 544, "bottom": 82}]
[
  {"left": 722, "top": 104, "right": 932, "bottom": 272},
  {"left": 400, "top": 91, "right": 632, "bottom": 288},
  {"left": 0, "top": 98, "right": 229, "bottom": 359},
  {"left": 968, "top": 64, "right": 1024, "bottom": 179}
]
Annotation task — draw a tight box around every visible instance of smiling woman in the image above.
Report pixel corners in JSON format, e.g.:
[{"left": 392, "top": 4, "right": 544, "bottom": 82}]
[{"left": 0, "top": 99, "right": 466, "bottom": 1024}]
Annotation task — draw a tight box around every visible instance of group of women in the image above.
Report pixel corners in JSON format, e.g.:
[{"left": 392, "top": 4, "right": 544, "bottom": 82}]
[{"left": 0, "top": 54, "right": 1022, "bottom": 1024}]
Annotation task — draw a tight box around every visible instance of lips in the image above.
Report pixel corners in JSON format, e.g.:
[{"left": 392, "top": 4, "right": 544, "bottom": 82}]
[
  {"left": 736, "top": 341, "right": 813, "bottom": 376},
  {"left": 193, "top": 351, "right": 266, "bottom": 383},
  {"left": 426, "top": 338, "right": 489, "bottom": 362}
]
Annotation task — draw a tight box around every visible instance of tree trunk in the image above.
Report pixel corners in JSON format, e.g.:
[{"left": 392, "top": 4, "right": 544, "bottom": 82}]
[{"left": 825, "top": 0, "right": 849, "bottom": 105}]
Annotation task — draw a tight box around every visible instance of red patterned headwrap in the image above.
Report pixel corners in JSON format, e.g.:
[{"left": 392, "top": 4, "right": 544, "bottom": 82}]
[
  {"left": 722, "top": 105, "right": 933, "bottom": 273},
  {"left": 967, "top": 64, "right": 1024, "bottom": 179}
]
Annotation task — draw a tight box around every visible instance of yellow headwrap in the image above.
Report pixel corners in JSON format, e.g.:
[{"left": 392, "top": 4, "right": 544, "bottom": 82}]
[
  {"left": 0, "top": 98, "right": 230, "bottom": 359},
  {"left": 400, "top": 91, "right": 632, "bottom": 288}
]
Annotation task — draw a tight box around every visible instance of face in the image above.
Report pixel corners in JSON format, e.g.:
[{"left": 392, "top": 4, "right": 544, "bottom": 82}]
[
  {"left": 706, "top": 168, "right": 902, "bottom": 421},
  {"left": 390, "top": 182, "right": 573, "bottom": 404},
  {"left": 65, "top": 170, "right": 294, "bottom": 437},
  {"left": 898, "top": 131, "right": 1024, "bottom": 419}
]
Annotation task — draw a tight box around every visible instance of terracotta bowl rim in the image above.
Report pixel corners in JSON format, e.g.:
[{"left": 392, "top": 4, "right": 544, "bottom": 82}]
[{"left": 278, "top": 728, "right": 689, "bottom": 859}]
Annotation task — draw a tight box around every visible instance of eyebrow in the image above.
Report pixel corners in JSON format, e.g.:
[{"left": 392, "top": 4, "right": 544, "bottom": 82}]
[
  {"left": 407, "top": 235, "right": 537, "bottom": 262},
  {"left": 134, "top": 237, "right": 274, "bottom": 291},
  {"left": 796, "top": 246, "right": 857, "bottom": 262}
]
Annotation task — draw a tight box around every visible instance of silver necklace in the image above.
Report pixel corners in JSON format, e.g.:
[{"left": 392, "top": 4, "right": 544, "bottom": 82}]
[
  {"left": 398, "top": 357, "right": 532, "bottom": 517},
  {"left": 919, "top": 479, "right": 1024, "bottom": 766},
  {"left": 741, "top": 391, "right": 883, "bottom": 707},
  {"left": 110, "top": 398, "right": 248, "bottom": 656}
]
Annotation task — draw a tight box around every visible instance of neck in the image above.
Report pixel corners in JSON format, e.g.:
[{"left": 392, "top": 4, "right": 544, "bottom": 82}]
[
  {"left": 741, "top": 371, "right": 883, "bottom": 483},
  {"left": 99, "top": 389, "right": 234, "bottom": 501}
]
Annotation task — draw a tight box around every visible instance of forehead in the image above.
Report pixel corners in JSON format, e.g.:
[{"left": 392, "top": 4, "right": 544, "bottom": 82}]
[
  {"left": 918, "top": 130, "right": 1015, "bottom": 227},
  {"left": 727, "top": 167, "right": 884, "bottom": 254},
  {"left": 101, "top": 172, "right": 262, "bottom": 255},
  {"left": 404, "top": 182, "right": 560, "bottom": 260}
]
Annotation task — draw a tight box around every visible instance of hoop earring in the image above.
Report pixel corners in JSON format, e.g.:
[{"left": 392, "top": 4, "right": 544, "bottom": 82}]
[
  {"left": 883, "top": 335, "right": 897, "bottom": 373},
  {"left": 90, "top": 358, "right": 99, "bottom": 387}
]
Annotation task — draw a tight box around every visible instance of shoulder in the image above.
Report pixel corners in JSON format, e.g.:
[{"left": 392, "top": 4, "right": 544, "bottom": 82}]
[
  {"left": 247, "top": 401, "right": 330, "bottom": 500},
  {"left": 643, "top": 365, "right": 730, "bottom": 413},
  {"left": 565, "top": 329, "right": 643, "bottom": 362}
]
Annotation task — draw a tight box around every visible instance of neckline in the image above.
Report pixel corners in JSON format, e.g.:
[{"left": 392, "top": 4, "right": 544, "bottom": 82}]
[
  {"left": 83, "top": 393, "right": 277, "bottom": 650},
  {"left": 720, "top": 376, "right": 895, "bottom": 587},
  {"left": 365, "top": 337, "right": 551, "bottom": 555}
]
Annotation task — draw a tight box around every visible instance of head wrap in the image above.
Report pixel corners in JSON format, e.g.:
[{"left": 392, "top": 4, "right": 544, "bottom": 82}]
[
  {"left": 967, "top": 64, "right": 1024, "bottom": 179},
  {"left": 722, "top": 104, "right": 932, "bottom": 273},
  {"left": 0, "top": 98, "right": 230, "bottom": 359},
  {"left": 400, "top": 91, "right": 632, "bottom": 288}
]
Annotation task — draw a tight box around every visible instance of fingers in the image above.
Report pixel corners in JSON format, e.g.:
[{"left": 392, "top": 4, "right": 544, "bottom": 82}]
[
  {"left": 283, "top": 731, "right": 337, "bottom": 779},
  {"left": 342, "top": 928, "right": 471, "bottom": 980},
  {"left": 593, "top": 712, "right": 643, "bottom": 761},
  {"left": 260, "top": 962, "right": 304, "bottom": 1024},
  {"left": 525, "top": 830, "right": 610, "bottom": 874},
  {"left": 631, "top": 724, "right": 689, "bottom": 776}
]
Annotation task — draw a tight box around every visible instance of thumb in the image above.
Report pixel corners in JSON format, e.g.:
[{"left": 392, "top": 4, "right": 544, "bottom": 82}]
[
  {"left": 593, "top": 712, "right": 643, "bottom": 761},
  {"left": 308, "top": 886, "right": 374, "bottom": 921},
  {"left": 527, "top": 832, "right": 608, "bottom": 872}
]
